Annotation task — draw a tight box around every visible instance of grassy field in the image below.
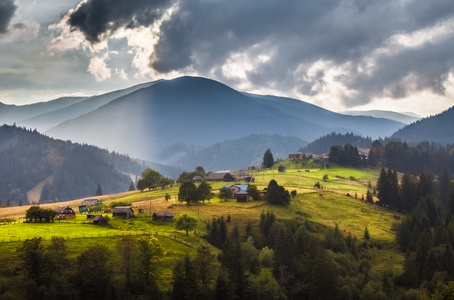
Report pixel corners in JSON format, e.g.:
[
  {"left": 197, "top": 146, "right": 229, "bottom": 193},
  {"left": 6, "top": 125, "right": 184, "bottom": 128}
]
[{"left": 0, "top": 163, "right": 404, "bottom": 284}]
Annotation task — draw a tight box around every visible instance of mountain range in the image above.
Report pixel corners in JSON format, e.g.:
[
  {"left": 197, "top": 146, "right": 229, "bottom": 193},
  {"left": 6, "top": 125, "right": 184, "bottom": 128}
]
[
  {"left": 3, "top": 76, "right": 403, "bottom": 170},
  {"left": 3, "top": 76, "right": 448, "bottom": 172}
]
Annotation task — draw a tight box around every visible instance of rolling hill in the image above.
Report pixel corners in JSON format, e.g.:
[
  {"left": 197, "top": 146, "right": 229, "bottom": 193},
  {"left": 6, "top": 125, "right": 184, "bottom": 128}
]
[
  {"left": 41, "top": 76, "right": 404, "bottom": 167},
  {"left": 391, "top": 106, "right": 454, "bottom": 144}
]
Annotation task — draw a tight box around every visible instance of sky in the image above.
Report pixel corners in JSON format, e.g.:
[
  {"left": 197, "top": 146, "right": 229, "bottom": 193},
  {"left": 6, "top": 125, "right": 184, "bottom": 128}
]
[{"left": 1, "top": 0, "right": 454, "bottom": 117}]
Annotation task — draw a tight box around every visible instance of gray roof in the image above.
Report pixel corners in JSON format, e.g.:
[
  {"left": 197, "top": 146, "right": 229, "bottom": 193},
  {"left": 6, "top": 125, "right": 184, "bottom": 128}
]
[
  {"left": 55, "top": 206, "right": 75, "bottom": 214},
  {"left": 153, "top": 211, "right": 174, "bottom": 217},
  {"left": 93, "top": 215, "right": 105, "bottom": 221},
  {"left": 80, "top": 199, "right": 101, "bottom": 206},
  {"left": 113, "top": 206, "right": 134, "bottom": 213}
]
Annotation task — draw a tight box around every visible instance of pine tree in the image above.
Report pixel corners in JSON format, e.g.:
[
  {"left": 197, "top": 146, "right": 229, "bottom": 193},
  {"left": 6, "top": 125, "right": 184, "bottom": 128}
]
[{"left": 263, "top": 149, "right": 274, "bottom": 168}]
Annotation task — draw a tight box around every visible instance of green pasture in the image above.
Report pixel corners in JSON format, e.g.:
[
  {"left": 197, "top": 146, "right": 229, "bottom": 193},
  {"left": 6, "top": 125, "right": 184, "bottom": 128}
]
[{"left": 0, "top": 163, "right": 404, "bottom": 282}]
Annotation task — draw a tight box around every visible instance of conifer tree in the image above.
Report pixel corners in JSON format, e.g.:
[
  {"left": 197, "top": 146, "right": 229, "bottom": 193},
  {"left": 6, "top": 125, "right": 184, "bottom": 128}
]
[{"left": 263, "top": 148, "right": 274, "bottom": 168}]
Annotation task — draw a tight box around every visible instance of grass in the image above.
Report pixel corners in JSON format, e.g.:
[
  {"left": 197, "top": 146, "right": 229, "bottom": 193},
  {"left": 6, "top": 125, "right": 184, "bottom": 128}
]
[{"left": 0, "top": 163, "right": 404, "bottom": 282}]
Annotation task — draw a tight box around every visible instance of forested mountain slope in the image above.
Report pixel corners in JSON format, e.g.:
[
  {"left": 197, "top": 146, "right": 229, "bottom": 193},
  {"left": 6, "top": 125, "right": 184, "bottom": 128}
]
[
  {"left": 0, "top": 125, "right": 177, "bottom": 206},
  {"left": 301, "top": 132, "right": 373, "bottom": 155},
  {"left": 391, "top": 106, "right": 454, "bottom": 144}
]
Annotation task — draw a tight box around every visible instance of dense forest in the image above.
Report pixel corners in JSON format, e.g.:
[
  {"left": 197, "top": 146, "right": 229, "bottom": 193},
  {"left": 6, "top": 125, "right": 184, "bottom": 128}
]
[
  {"left": 300, "top": 132, "right": 373, "bottom": 155},
  {"left": 0, "top": 125, "right": 169, "bottom": 205},
  {"left": 368, "top": 140, "right": 454, "bottom": 175},
  {"left": 368, "top": 163, "right": 454, "bottom": 297}
]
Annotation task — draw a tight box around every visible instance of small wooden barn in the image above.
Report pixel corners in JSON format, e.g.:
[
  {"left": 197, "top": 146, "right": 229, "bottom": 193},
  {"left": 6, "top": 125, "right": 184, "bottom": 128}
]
[
  {"left": 93, "top": 215, "right": 107, "bottom": 225},
  {"left": 236, "top": 190, "right": 250, "bottom": 202},
  {"left": 55, "top": 206, "right": 76, "bottom": 219},
  {"left": 152, "top": 211, "right": 174, "bottom": 222},
  {"left": 112, "top": 206, "right": 135, "bottom": 218}
]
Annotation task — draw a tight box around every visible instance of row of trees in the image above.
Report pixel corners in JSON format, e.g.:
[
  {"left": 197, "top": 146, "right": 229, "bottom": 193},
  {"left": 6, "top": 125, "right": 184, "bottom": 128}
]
[
  {"left": 25, "top": 206, "right": 56, "bottom": 223},
  {"left": 178, "top": 181, "right": 212, "bottom": 205}
]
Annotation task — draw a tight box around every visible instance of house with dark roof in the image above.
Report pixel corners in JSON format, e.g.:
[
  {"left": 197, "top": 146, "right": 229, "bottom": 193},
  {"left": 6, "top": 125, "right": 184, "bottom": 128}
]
[
  {"left": 55, "top": 206, "right": 76, "bottom": 219},
  {"left": 236, "top": 190, "right": 250, "bottom": 202},
  {"left": 206, "top": 172, "right": 235, "bottom": 181},
  {"left": 152, "top": 211, "right": 174, "bottom": 222},
  {"left": 93, "top": 215, "right": 107, "bottom": 225},
  {"left": 112, "top": 206, "right": 135, "bottom": 218}
]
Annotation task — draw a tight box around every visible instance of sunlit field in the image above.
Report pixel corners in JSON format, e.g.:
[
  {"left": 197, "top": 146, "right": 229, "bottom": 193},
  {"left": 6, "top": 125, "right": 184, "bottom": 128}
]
[{"left": 0, "top": 163, "right": 403, "bottom": 283}]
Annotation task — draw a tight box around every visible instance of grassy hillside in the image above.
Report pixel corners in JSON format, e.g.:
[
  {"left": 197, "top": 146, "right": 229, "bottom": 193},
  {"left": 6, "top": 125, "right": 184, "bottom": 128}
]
[{"left": 0, "top": 163, "right": 403, "bottom": 293}]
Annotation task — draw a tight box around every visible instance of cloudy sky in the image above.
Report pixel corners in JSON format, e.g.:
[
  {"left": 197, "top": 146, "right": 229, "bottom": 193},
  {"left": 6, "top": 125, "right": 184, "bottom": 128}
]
[{"left": 1, "top": 0, "right": 454, "bottom": 117}]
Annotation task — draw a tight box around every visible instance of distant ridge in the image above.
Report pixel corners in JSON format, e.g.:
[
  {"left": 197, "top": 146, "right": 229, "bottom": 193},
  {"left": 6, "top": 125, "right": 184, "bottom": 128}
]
[
  {"left": 18, "top": 81, "right": 157, "bottom": 132},
  {"left": 0, "top": 97, "right": 87, "bottom": 125},
  {"left": 342, "top": 110, "right": 421, "bottom": 124},
  {"left": 391, "top": 106, "right": 454, "bottom": 144}
]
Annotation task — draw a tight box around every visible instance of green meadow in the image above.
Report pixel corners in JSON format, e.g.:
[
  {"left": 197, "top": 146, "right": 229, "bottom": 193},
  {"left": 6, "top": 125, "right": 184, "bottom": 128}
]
[{"left": 0, "top": 163, "right": 404, "bottom": 286}]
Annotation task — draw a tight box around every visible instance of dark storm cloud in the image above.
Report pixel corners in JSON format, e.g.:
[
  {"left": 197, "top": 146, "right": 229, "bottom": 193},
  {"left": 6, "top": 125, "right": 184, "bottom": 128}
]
[
  {"left": 0, "top": 0, "right": 16, "bottom": 34},
  {"left": 66, "top": 0, "right": 454, "bottom": 107},
  {"left": 151, "top": 0, "right": 343, "bottom": 73},
  {"left": 67, "top": 0, "right": 174, "bottom": 43}
]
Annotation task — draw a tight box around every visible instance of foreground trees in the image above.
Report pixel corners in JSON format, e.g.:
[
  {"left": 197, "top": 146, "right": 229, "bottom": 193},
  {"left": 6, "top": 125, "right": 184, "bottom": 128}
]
[{"left": 266, "top": 179, "right": 290, "bottom": 205}]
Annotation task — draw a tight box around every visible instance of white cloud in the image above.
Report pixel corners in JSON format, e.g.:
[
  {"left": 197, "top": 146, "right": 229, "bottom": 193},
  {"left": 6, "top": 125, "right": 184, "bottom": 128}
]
[{"left": 87, "top": 54, "right": 111, "bottom": 81}]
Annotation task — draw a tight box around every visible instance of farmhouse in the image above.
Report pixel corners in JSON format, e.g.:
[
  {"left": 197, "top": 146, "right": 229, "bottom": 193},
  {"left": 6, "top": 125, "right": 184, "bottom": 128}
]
[
  {"left": 288, "top": 152, "right": 304, "bottom": 160},
  {"left": 229, "top": 184, "right": 248, "bottom": 196},
  {"left": 55, "top": 206, "right": 76, "bottom": 219},
  {"left": 152, "top": 211, "right": 174, "bottom": 221},
  {"left": 112, "top": 206, "right": 135, "bottom": 218},
  {"left": 78, "top": 198, "right": 103, "bottom": 213},
  {"left": 206, "top": 172, "right": 235, "bottom": 181}
]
